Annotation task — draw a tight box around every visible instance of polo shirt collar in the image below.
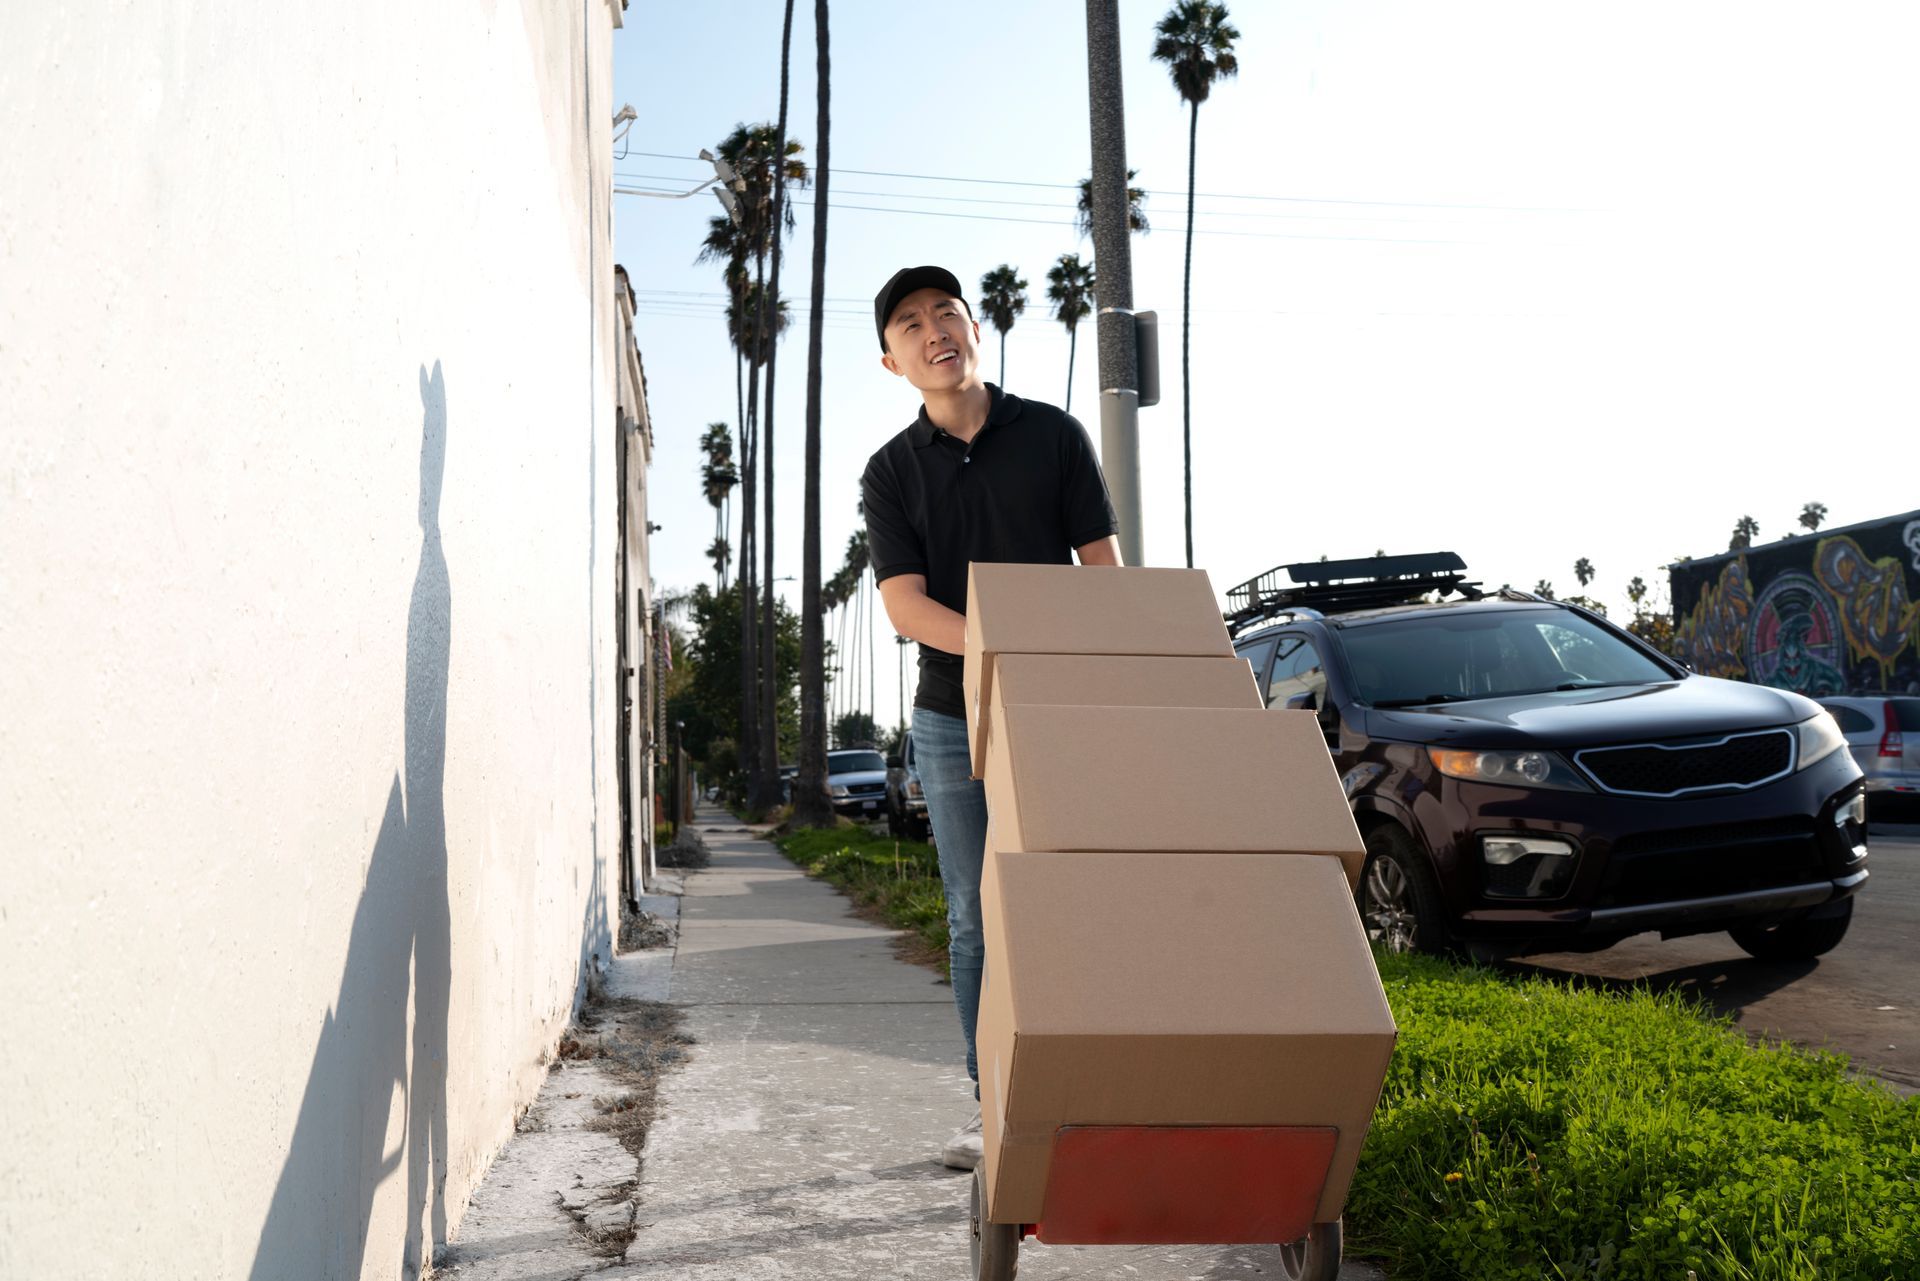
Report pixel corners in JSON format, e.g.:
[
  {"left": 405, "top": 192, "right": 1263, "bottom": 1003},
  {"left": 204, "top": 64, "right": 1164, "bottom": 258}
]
[{"left": 908, "top": 383, "right": 1021, "bottom": 447}]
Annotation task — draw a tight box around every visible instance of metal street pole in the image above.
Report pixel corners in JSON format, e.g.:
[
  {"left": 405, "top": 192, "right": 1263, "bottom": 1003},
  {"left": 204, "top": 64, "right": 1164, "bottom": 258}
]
[{"left": 1086, "top": 0, "right": 1144, "bottom": 568}]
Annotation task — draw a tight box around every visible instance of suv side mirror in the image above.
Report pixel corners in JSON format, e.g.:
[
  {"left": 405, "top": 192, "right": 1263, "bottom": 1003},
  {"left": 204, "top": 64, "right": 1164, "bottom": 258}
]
[
  {"left": 1283, "top": 691, "right": 1318, "bottom": 713},
  {"left": 887, "top": 755, "right": 903, "bottom": 769}
]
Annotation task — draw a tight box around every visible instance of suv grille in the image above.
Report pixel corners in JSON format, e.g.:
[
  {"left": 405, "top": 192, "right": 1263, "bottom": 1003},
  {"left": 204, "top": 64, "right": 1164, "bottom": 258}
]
[
  {"left": 1576, "top": 730, "right": 1793, "bottom": 797},
  {"left": 1599, "top": 816, "right": 1824, "bottom": 908}
]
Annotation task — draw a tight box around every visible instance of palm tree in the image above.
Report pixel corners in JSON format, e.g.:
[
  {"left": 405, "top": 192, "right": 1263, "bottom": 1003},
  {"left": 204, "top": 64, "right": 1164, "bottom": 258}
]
[
  {"left": 1799, "top": 501, "right": 1828, "bottom": 533},
  {"left": 699, "top": 422, "right": 737, "bottom": 591},
  {"left": 1153, "top": 0, "right": 1240, "bottom": 570},
  {"left": 1729, "top": 514, "right": 1760, "bottom": 551},
  {"left": 1076, "top": 170, "right": 1149, "bottom": 239},
  {"left": 977, "top": 264, "right": 1028, "bottom": 387},
  {"left": 794, "top": 0, "right": 835, "bottom": 829},
  {"left": 1574, "top": 557, "right": 1595, "bottom": 589},
  {"left": 759, "top": 2, "right": 809, "bottom": 811},
  {"left": 706, "top": 537, "right": 731, "bottom": 586},
  {"left": 705, "top": 120, "right": 807, "bottom": 811},
  {"left": 1534, "top": 580, "right": 1556, "bottom": 599},
  {"left": 1627, "top": 576, "right": 1648, "bottom": 610},
  {"left": 1046, "top": 253, "right": 1096, "bottom": 414}
]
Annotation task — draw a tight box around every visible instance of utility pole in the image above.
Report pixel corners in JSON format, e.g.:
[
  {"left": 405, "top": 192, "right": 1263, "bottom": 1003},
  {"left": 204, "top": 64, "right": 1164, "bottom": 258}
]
[{"left": 1086, "top": 0, "right": 1144, "bottom": 568}]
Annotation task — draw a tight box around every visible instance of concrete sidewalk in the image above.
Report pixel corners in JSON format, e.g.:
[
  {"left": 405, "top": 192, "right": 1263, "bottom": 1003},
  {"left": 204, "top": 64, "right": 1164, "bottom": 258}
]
[{"left": 446, "top": 808, "right": 1384, "bottom": 1279}]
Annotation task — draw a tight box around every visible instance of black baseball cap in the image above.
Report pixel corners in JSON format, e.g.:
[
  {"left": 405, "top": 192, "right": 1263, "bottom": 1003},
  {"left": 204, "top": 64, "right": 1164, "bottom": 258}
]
[{"left": 874, "top": 265, "right": 967, "bottom": 350}]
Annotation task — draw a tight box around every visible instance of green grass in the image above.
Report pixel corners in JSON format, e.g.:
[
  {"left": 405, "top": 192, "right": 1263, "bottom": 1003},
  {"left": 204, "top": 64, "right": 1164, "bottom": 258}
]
[
  {"left": 769, "top": 833, "right": 1920, "bottom": 1278},
  {"left": 1356, "top": 952, "right": 1920, "bottom": 1280}
]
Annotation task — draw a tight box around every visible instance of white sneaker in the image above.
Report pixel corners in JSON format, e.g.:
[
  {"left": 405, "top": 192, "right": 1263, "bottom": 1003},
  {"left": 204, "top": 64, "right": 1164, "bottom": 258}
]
[{"left": 941, "top": 1108, "right": 984, "bottom": 1170}]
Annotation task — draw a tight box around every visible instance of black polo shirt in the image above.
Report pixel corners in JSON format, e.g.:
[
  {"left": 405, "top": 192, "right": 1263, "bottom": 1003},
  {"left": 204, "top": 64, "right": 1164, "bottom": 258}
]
[{"left": 861, "top": 383, "right": 1120, "bottom": 718}]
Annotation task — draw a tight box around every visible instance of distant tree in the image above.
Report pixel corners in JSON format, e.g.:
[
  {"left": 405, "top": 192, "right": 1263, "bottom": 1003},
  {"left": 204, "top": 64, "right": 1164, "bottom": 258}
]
[
  {"left": 1799, "top": 501, "right": 1829, "bottom": 533},
  {"left": 832, "top": 710, "right": 878, "bottom": 749},
  {"left": 1045, "top": 253, "right": 1096, "bottom": 413},
  {"left": 1624, "top": 572, "right": 1674, "bottom": 653},
  {"left": 1534, "top": 580, "right": 1556, "bottom": 599},
  {"left": 977, "top": 264, "right": 1028, "bottom": 386},
  {"left": 1729, "top": 514, "right": 1760, "bottom": 550},
  {"left": 668, "top": 583, "right": 804, "bottom": 797},
  {"left": 1154, "top": 0, "right": 1240, "bottom": 570},
  {"left": 1076, "top": 169, "right": 1150, "bottom": 239},
  {"left": 699, "top": 422, "right": 738, "bottom": 591},
  {"left": 1574, "top": 557, "right": 1595, "bottom": 589}
]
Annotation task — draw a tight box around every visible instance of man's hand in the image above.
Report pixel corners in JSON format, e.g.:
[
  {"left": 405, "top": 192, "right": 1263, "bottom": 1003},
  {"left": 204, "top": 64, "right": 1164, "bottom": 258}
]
[{"left": 877, "top": 574, "right": 968, "bottom": 656}]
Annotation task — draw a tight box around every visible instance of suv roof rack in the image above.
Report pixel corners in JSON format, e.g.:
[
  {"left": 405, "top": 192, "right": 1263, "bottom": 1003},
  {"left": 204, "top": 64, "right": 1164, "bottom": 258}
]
[{"left": 1224, "top": 551, "right": 1483, "bottom": 635}]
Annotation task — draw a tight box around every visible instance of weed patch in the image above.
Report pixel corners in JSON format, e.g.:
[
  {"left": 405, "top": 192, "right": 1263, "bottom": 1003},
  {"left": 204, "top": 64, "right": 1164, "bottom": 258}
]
[
  {"left": 1352, "top": 951, "right": 1920, "bottom": 1280},
  {"left": 565, "top": 998, "right": 694, "bottom": 1160},
  {"left": 656, "top": 827, "right": 711, "bottom": 870}
]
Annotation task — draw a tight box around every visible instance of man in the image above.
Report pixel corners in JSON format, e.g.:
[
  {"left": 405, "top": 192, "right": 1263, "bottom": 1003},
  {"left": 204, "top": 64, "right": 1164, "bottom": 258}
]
[{"left": 860, "top": 265, "right": 1123, "bottom": 1169}]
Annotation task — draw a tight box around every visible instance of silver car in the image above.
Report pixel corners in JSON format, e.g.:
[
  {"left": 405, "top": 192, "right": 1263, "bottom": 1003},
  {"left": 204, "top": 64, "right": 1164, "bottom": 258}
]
[{"left": 1818, "top": 696, "right": 1920, "bottom": 808}]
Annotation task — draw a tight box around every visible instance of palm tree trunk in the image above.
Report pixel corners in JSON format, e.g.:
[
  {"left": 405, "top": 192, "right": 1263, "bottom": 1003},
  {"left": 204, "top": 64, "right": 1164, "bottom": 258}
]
[
  {"left": 730, "top": 349, "right": 744, "bottom": 592},
  {"left": 1064, "top": 324, "right": 1076, "bottom": 414},
  {"left": 1181, "top": 99, "right": 1198, "bottom": 569},
  {"left": 999, "top": 328, "right": 1007, "bottom": 387},
  {"left": 761, "top": 0, "right": 796, "bottom": 804},
  {"left": 739, "top": 262, "right": 764, "bottom": 809},
  {"left": 795, "top": 0, "right": 834, "bottom": 827}
]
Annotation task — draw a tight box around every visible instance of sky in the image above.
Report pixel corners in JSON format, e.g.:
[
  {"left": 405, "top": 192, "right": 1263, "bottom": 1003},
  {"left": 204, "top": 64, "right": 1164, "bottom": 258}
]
[{"left": 611, "top": 0, "right": 1920, "bottom": 735}]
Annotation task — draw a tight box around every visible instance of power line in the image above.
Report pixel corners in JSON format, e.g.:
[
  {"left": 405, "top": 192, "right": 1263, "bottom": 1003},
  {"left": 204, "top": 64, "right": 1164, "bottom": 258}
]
[
  {"left": 620, "top": 150, "right": 1592, "bottom": 214},
  {"left": 614, "top": 171, "right": 1509, "bottom": 226},
  {"left": 616, "top": 183, "right": 1562, "bottom": 244},
  {"left": 775, "top": 196, "right": 1507, "bottom": 246}
]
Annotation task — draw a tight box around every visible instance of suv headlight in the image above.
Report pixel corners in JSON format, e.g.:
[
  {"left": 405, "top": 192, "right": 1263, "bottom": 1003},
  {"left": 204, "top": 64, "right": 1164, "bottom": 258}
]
[
  {"left": 1796, "top": 712, "right": 1848, "bottom": 771},
  {"left": 829, "top": 784, "right": 849, "bottom": 797},
  {"left": 1428, "top": 747, "right": 1592, "bottom": 792},
  {"left": 906, "top": 780, "right": 923, "bottom": 799}
]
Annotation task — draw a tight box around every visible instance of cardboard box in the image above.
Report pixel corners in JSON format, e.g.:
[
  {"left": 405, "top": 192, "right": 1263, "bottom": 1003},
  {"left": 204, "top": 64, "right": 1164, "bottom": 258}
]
[
  {"left": 977, "top": 847, "right": 1397, "bottom": 1227},
  {"left": 972, "top": 652, "right": 1263, "bottom": 772},
  {"left": 963, "top": 564, "right": 1234, "bottom": 777},
  {"left": 982, "top": 703, "right": 1366, "bottom": 889}
]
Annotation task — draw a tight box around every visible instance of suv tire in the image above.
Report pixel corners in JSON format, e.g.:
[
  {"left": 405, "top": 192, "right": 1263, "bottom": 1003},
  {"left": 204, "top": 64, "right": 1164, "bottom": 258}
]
[
  {"left": 1358, "top": 824, "right": 1450, "bottom": 955},
  {"left": 1728, "top": 898, "right": 1853, "bottom": 961}
]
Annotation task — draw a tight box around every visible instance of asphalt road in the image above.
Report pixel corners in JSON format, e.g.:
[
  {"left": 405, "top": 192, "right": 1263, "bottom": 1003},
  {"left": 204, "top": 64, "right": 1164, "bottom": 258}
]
[{"left": 1513, "top": 820, "right": 1920, "bottom": 1095}]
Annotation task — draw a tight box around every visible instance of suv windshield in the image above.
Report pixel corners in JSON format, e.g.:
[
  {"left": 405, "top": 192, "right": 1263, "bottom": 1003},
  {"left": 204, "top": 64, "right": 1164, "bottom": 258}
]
[
  {"left": 1342, "top": 608, "right": 1672, "bottom": 707},
  {"left": 828, "top": 751, "right": 887, "bottom": 775}
]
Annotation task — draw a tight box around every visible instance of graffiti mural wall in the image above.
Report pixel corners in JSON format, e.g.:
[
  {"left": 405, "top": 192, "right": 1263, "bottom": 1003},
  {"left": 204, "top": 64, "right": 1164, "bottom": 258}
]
[{"left": 1670, "top": 509, "right": 1920, "bottom": 696}]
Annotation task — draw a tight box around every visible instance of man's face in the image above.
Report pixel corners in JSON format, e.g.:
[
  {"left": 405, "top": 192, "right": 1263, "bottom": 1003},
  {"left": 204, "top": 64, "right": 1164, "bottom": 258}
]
[{"left": 880, "top": 288, "right": 982, "bottom": 392}]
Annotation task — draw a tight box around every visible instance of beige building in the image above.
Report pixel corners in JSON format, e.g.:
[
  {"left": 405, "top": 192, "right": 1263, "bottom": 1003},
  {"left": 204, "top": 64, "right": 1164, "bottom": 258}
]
[{"left": 0, "top": 2, "right": 660, "bottom": 1276}]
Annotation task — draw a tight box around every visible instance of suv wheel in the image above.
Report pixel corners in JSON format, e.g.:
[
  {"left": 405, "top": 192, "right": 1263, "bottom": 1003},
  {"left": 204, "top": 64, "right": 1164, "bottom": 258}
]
[
  {"left": 1359, "top": 825, "right": 1449, "bottom": 955},
  {"left": 1728, "top": 898, "right": 1853, "bottom": 961}
]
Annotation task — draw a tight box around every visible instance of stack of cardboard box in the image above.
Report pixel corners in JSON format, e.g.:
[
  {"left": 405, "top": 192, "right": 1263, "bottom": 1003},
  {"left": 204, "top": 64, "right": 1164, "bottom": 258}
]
[{"left": 965, "top": 563, "right": 1397, "bottom": 1243}]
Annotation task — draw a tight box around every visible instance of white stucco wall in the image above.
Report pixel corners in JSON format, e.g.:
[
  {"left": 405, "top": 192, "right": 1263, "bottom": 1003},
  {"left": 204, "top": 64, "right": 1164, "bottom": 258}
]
[{"left": 0, "top": 2, "right": 628, "bottom": 1276}]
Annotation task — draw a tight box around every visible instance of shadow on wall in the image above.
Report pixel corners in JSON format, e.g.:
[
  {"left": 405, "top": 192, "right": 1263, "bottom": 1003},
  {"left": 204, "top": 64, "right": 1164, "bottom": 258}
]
[{"left": 249, "top": 363, "right": 453, "bottom": 1281}]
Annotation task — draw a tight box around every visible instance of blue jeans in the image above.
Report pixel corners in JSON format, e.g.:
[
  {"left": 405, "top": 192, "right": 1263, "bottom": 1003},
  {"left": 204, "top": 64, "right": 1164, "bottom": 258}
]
[{"left": 912, "top": 707, "right": 988, "bottom": 1092}]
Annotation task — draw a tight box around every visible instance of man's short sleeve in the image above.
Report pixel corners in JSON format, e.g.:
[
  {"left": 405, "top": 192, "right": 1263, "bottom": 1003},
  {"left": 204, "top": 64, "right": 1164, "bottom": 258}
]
[
  {"left": 861, "top": 453, "right": 927, "bottom": 583},
  {"left": 1060, "top": 413, "right": 1121, "bottom": 548}
]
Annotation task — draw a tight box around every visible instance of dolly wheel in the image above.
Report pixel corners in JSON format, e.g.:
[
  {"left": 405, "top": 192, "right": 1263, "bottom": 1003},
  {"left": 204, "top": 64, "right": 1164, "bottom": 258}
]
[
  {"left": 1277, "top": 1218, "right": 1341, "bottom": 1281},
  {"left": 969, "top": 1166, "right": 1019, "bottom": 1280}
]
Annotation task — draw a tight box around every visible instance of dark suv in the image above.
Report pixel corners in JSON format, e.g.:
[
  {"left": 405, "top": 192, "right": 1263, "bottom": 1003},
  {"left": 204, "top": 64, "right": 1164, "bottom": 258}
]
[
  {"left": 885, "top": 730, "right": 930, "bottom": 840},
  {"left": 1227, "top": 554, "right": 1869, "bottom": 961}
]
